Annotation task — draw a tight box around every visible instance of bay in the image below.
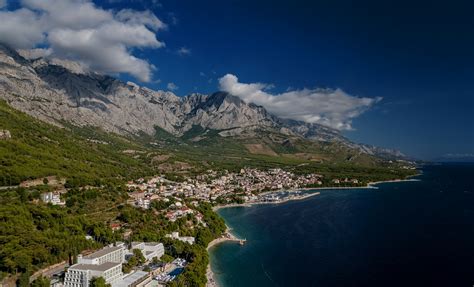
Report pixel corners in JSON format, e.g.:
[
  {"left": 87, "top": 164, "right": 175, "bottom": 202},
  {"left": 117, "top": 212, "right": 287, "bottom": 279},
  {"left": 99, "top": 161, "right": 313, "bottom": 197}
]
[{"left": 209, "top": 164, "right": 474, "bottom": 287}]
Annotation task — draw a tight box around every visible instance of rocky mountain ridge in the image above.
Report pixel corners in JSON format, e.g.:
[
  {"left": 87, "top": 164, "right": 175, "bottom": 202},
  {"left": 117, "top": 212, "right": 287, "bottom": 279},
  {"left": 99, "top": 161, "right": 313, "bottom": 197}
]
[{"left": 0, "top": 45, "right": 406, "bottom": 159}]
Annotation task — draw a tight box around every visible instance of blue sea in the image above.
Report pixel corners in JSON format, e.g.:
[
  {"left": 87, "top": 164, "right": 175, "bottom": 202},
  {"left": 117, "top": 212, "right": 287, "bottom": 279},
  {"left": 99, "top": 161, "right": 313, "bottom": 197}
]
[{"left": 209, "top": 164, "right": 474, "bottom": 287}]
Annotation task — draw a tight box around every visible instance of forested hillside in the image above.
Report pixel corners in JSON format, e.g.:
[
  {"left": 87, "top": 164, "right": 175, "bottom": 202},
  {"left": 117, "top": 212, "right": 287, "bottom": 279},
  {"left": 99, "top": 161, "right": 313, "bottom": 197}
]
[{"left": 0, "top": 100, "right": 153, "bottom": 186}]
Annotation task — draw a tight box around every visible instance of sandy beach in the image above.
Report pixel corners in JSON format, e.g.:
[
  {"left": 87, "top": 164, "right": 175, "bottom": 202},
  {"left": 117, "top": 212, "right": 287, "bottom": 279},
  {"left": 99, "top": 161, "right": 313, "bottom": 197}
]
[
  {"left": 206, "top": 264, "right": 218, "bottom": 287},
  {"left": 207, "top": 229, "right": 243, "bottom": 251},
  {"left": 367, "top": 178, "right": 420, "bottom": 186}
]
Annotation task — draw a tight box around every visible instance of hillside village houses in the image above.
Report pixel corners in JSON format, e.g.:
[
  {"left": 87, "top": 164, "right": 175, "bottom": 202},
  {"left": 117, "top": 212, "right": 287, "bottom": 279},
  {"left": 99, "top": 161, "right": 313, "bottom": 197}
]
[
  {"left": 0, "top": 129, "right": 11, "bottom": 140},
  {"left": 41, "top": 191, "right": 65, "bottom": 205},
  {"left": 332, "top": 178, "right": 359, "bottom": 184}
]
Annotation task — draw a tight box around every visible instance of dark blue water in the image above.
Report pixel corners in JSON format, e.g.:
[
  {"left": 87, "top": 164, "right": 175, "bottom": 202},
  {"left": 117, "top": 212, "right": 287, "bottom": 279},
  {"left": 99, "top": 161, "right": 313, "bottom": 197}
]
[{"left": 209, "top": 164, "right": 474, "bottom": 287}]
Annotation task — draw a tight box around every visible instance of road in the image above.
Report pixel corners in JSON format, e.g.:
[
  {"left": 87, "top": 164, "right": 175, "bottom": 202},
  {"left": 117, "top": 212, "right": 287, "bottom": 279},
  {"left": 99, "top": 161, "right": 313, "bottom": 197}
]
[{"left": 0, "top": 185, "right": 18, "bottom": 190}]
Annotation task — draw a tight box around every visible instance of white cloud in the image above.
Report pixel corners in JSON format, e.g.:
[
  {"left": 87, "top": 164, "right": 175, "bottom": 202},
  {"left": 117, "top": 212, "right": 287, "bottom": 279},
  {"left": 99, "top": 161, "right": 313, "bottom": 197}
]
[
  {"left": 116, "top": 9, "right": 166, "bottom": 31},
  {"left": 0, "top": 8, "right": 45, "bottom": 49},
  {"left": 177, "top": 47, "right": 191, "bottom": 56},
  {"left": 0, "top": 0, "right": 7, "bottom": 8},
  {"left": 0, "top": 0, "right": 166, "bottom": 82},
  {"left": 22, "top": 0, "right": 112, "bottom": 29},
  {"left": 219, "top": 74, "right": 382, "bottom": 130},
  {"left": 167, "top": 82, "right": 178, "bottom": 91},
  {"left": 17, "top": 48, "right": 53, "bottom": 59}
]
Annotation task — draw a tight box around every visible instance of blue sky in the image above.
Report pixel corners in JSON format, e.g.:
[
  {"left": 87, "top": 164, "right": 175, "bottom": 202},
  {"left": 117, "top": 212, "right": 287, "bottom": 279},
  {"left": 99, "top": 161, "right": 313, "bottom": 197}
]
[
  {"left": 1, "top": 0, "right": 473, "bottom": 159},
  {"left": 106, "top": 0, "right": 474, "bottom": 160}
]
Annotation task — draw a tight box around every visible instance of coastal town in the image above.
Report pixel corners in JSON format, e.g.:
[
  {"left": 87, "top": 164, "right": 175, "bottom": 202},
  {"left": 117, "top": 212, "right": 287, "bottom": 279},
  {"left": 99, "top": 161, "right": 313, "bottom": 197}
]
[
  {"left": 125, "top": 168, "right": 328, "bottom": 209},
  {"left": 3, "top": 160, "right": 419, "bottom": 287},
  {"left": 13, "top": 167, "right": 367, "bottom": 287},
  {"left": 1, "top": 158, "right": 419, "bottom": 287},
  {"left": 0, "top": 0, "right": 441, "bottom": 286}
]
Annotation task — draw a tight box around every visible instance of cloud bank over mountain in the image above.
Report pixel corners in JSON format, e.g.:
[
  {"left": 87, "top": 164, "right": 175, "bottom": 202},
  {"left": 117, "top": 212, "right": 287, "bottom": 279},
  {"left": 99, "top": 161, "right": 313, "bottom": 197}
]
[
  {"left": 219, "top": 74, "right": 381, "bottom": 130},
  {"left": 0, "top": 1, "right": 381, "bottom": 131},
  {"left": 0, "top": 0, "right": 165, "bottom": 82}
]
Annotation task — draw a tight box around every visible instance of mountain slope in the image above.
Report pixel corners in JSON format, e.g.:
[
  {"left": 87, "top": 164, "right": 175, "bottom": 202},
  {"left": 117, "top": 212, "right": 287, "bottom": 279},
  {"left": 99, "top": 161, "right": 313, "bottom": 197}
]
[
  {"left": 1, "top": 45, "right": 276, "bottom": 137},
  {"left": 0, "top": 44, "right": 406, "bottom": 161},
  {"left": 0, "top": 100, "right": 153, "bottom": 186}
]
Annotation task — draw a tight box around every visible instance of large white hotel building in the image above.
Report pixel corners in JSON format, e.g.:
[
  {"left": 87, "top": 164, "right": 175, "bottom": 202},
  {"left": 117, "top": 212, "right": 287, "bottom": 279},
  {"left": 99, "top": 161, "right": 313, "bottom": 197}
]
[{"left": 64, "top": 245, "right": 124, "bottom": 287}]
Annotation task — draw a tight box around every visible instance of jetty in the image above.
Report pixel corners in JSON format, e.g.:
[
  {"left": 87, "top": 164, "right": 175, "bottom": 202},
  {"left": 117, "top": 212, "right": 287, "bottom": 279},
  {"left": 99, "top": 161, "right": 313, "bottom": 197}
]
[{"left": 207, "top": 230, "right": 247, "bottom": 250}]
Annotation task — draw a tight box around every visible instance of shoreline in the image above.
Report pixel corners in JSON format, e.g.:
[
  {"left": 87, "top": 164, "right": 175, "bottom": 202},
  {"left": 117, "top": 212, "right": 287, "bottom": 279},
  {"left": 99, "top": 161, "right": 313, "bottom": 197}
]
[
  {"left": 206, "top": 228, "right": 244, "bottom": 251},
  {"left": 206, "top": 177, "right": 420, "bottom": 287},
  {"left": 367, "top": 178, "right": 420, "bottom": 186},
  {"left": 206, "top": 264, "right": 218, "bottom": 287},
  {"left": 212, "top": 178, "right": 420, "bottom": 212},
  {"left": 206, "top": 228, "right": 245, "bottom": 287}
]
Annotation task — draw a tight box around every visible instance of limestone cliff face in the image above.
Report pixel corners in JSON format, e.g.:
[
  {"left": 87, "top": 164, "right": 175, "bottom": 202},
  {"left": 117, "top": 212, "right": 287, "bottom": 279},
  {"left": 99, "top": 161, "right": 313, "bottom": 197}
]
[
  {"left": 0, "top": 45, "right": 406, "bottom": 159},
  {"left": 1, "top": 45, "right": 184, "bottom": 135},
  {"left": 0, "top": 45, "right": 331, "bottom": 137}
]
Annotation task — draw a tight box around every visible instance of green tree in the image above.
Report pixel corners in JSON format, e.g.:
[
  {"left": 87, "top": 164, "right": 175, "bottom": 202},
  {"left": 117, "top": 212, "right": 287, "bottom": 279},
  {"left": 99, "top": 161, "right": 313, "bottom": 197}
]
[
  {"left": 132, "top": 249, "right": 145, "bottom": 265},
  {"left": 90, "top": 276, "right": 111, "bottom": 287},
  {"left": 16, "top": 271, "right": 31, "bottom": 287},
  {"left": 160, "top": 254, "right": 174, "bottom": 263},
  {"left": 31, "top": 275, "right": 50, "bottom": 287},
  {"left": 151, "top": 256, "right": 160, "bottom": 265}
]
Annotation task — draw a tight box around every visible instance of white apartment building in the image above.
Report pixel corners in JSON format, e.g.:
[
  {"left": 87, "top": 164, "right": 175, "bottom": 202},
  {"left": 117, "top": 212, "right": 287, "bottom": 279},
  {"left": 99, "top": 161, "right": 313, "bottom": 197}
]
[
  {"left": 78, "top": 245, "right": 125, "bottom": 265},
  {"left": 64, "top": 245, "right": 125, "bottom": 287},
  {"left": 114, "top": 271, "right": 151, "bottom": 287},
  {"left": 41, "top": 192, "right": 62, "bottom": 205},
  {"left": 166, "top": 232, "right": 195, "bottom": 245},
  {"left": 64, "top": 262, "right": 122, "bottom": 287},
  {"left": 64, "top": 242, "right": 165, "bottom": 287},
  {"left": 129, "top": 242, "right": 164, "bottom": 262}
]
